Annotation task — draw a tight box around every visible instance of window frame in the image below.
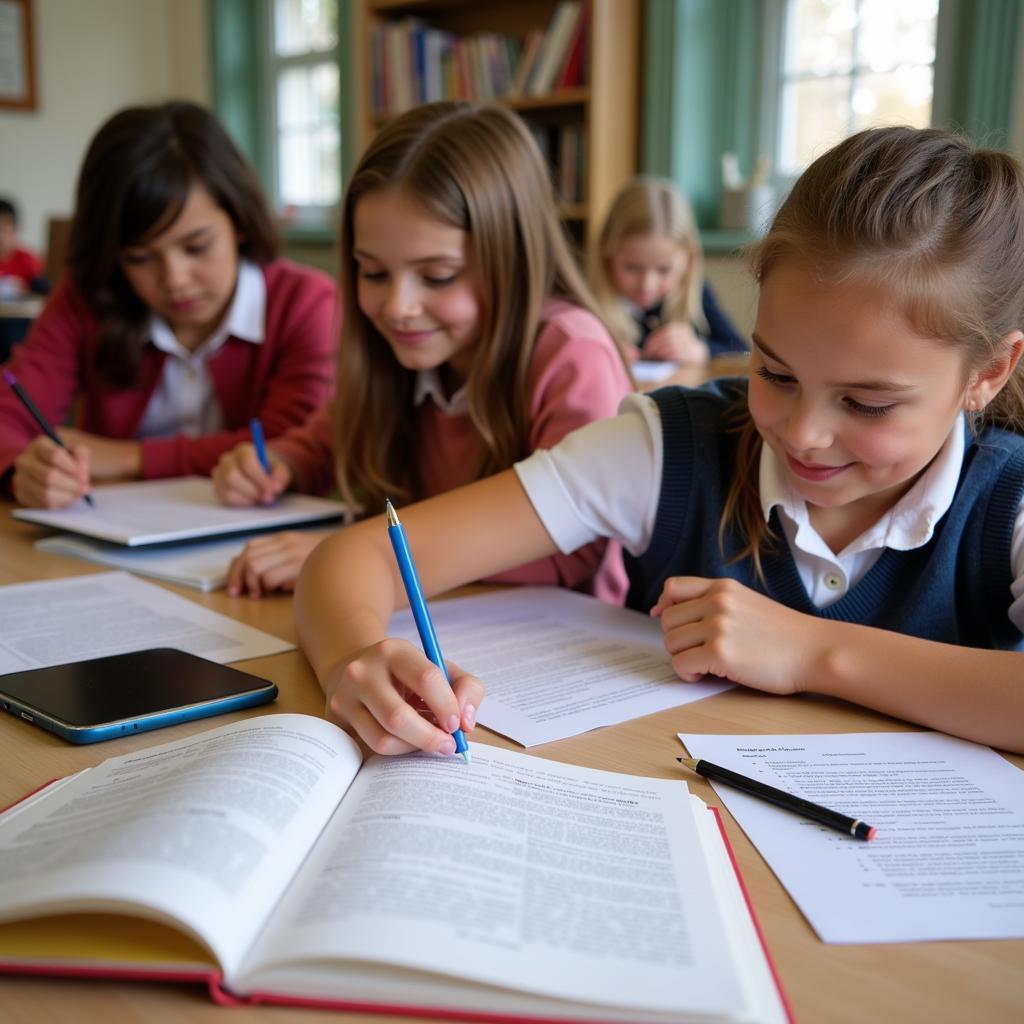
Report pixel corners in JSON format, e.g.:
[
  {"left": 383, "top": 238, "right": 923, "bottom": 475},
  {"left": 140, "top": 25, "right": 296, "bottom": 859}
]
[
  {"left": 209, "top": 0, "right": 355, "bottom": 244},
  {"left": 642, "top": 0, "right": 1022, "bottom": 246}
]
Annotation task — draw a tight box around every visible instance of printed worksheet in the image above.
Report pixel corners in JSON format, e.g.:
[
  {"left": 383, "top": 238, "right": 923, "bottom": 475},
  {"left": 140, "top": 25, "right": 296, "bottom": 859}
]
[
  {"left": 0, "top": 572, "right": 292, "bottom": 673},
  {"left": 389, "top": 587, "right": 732, "bottom": 745},
  {"left": 678, "top": 731, "right": 1024, "bottom": 943}
]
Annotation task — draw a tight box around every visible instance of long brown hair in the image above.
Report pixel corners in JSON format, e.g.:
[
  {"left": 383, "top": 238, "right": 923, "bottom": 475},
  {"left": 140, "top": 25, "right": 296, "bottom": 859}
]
[
  {"left": 590, "top": 175, "right": 707, "bottom": 349},
  {"left": 68, "top": 101, "right": 278, "bottom": 388},
  {"left": 722, "top": 126, "right": 1024, "bottom": 573},
  {"left": 333, "top": 100, "right": 612, "bottom": 513}
]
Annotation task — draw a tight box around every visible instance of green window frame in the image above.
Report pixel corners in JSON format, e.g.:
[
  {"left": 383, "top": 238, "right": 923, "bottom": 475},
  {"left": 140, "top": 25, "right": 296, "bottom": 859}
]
[
  {"left": 643, "top": 0, "right": 1023, "bottom": 246},
  {"left": 208, "top": 0, "right": 357, "bottom": 244}
]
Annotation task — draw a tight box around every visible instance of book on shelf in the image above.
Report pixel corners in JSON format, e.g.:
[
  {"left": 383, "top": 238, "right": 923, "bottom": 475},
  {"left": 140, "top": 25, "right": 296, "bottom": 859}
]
[
  {"left": 555, "top": 0, "right": 589, "bottom": 89},
  {"left": 527, "top": 1, "right": 584, "bottom": 96},
  {"left": 508, "top": 27, "right": 545, "bottom": 96},
  {"left": 0, "top": 713, "right": 789, "bottom": 1023}
]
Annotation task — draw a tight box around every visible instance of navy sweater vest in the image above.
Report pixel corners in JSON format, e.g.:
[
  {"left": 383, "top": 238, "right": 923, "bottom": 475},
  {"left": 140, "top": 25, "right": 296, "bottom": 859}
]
[{"left": 624, "top": 380, "right": 1024, "bottom": 650}]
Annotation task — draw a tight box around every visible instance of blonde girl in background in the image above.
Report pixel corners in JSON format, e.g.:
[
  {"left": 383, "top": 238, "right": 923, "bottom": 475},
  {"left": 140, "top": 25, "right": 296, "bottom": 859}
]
[
  {"left": 213, "top": 101, "right": 632, "bottom": 601},
  {"left": 591, "top": 175, "right": 747, "bottom": 368},
  {"left": 294, "top": 126, "right": 1024, "bottom": 759}
]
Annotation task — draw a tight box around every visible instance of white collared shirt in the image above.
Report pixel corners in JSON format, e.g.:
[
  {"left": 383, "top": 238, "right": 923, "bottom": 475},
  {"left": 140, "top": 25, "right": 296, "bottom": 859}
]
[
  {"left": 137, "top": 260, "right": 266, "bottom": 439},
  {"left": 514, "top": 392, "right": 1024, "bottom": 630},
  {"left": 413, "top": 366, "right": 469, "bottom": 416}
]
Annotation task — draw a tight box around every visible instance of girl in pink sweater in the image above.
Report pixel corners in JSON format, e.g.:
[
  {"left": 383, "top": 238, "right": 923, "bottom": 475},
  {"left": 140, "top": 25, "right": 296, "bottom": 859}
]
[
  {"left": 214, "top": 102, "right": 632, "bottom": 602},
  {"left": 0, "top": 101, "right": 337, "bottom": 508}
]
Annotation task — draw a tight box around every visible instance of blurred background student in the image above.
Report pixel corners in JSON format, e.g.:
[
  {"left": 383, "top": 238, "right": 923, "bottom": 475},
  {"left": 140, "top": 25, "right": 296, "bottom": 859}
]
[
  {"left": 211, "top": 101, "right": 632, "bottom": 602},
  {"left": 591, "top": 175, "right": 747, "bottom": 369},
  {"left": 0, "top": 197, "right": 47, "bottom": 298},
  {"left": 0, "top": 100, "right": 337, "bottom": 509}
]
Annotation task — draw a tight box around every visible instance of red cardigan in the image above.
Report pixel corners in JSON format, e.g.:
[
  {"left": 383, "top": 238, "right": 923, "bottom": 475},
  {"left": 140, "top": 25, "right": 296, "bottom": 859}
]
[{"left": 0, "top": 259, "right": 338, "bottom": 481}]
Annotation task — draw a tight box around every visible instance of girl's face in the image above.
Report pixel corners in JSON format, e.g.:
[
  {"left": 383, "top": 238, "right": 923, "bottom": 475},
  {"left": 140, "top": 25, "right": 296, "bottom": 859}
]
[
  {"left": 607, "top": 233, "right": 690, "bottom": 310},
  {"left": 353, "top": 189, "right": 482, "bottom": 386},
  {"left": 119, "top": 183, "right": 240, "bottom": 350},
  {"left": 749, "top": 259, "right": 971, "bottom": 531}
]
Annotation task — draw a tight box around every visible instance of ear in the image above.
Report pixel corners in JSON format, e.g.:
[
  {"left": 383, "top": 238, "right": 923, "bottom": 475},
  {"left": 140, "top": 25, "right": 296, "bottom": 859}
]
[{"left": 965, "top": 330, "right": 1024, "bottom": 412}]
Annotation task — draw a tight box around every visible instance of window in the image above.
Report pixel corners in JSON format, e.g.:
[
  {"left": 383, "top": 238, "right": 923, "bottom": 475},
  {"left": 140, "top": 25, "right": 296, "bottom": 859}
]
[
  {"left": 266, "top": 0, "right": 341, "bottom": 226},
  {"left": 769, "top": 0, "right": 938, "bottom": 177}
]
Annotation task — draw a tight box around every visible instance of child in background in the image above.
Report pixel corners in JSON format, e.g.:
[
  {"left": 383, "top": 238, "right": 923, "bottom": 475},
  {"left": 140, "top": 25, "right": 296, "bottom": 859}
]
[
  {"left": 0, "top": 101, "right": 337, "bottom": 509},
  {"left": 591, "top": 175, "right": 747, "bottom": 367},
  {"left": 294, "top": 126, "right": 1024, "bottom": 758},
  {"left": 0, "top": 197, "right": 46, "bottom": 296},
  {"left": 212, "top": 101, "right": 632, "bottom": 601}
]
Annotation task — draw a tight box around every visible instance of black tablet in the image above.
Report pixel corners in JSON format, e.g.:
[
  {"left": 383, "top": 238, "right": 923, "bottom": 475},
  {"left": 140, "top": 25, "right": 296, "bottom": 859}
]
[{"left": 0, "top": 648, "right": 278, "bottom": 744}]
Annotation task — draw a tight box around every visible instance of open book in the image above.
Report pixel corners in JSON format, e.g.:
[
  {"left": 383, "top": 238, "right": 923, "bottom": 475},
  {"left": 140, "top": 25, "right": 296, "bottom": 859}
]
[{"left": 0, "top": 715, "right": 789, "bottom": 1023}]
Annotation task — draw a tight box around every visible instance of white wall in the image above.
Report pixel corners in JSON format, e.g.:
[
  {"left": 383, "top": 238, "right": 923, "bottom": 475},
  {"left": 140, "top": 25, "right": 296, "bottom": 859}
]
[{"left": 0, "top": 0, "right": 210, "bottom": 253}]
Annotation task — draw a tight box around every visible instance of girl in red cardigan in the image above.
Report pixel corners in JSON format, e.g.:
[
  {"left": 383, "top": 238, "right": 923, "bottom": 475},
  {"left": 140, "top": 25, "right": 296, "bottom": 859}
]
[{"left": 0, "top": 101, "right": 337, "bottom": 508}]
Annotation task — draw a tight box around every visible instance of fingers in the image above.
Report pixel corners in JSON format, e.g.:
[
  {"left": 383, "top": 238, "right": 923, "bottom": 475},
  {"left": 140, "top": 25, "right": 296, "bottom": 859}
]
[
  {"left": 649, "top": 575, "right": 712, "bottom": 617},
  {"left": 645, "top": 325, "right": 709, "bottom": 365},
  {"left": 325, "top": 640, "right": 483, "bottom": 757},
  {"left": 12, "top": 437, "right": 90, "bottom": 508},
  {"left": 225, "top": 531, "right": 325, "bottom": 597},
  {"left": 212, "top": 443, "right": 288, "bottom": 506}
]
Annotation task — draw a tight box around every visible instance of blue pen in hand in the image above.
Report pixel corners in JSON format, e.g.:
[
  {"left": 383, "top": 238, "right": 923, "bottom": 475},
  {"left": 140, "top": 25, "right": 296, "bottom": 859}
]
[
  {"left": 3, "top": 370, "right": 95, "bottom": 507},
  {"left": 249, "top": 418, "right": 270, "bottom": 474},
  {"left": 386, "top": 499, "right": 470, "bottom": 763}
]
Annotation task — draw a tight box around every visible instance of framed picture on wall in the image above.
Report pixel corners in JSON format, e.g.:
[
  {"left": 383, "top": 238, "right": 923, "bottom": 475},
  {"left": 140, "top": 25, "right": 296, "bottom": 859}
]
[{"left": 0, "top": 0, "right": 36, "bottom": 110}]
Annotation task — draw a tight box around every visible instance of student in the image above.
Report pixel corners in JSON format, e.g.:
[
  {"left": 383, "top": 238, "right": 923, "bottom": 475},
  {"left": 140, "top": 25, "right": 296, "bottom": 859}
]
[
  {"left": 212, "top": 101, "right": 632, "bottom": 601},
  {"left": 0, "top": 197, "right": 46, "bottom": 295},
  {"left": 0, "top": 101, "right": 337, "bottom": 509},
  {"left": 294, "top": 126, "right": 1024, "bottom": 758},
  {"left": 591, "top": 175, "right": 747, "bottom": 367}
]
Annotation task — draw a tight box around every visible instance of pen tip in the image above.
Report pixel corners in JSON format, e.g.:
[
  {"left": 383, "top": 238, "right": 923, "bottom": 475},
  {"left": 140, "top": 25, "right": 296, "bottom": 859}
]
[
  {"left": 385, "top": 498, "right": 399, "bottom": 527},
  {"left": 460, "top": 750, "right": 471, "bottom": 764}
]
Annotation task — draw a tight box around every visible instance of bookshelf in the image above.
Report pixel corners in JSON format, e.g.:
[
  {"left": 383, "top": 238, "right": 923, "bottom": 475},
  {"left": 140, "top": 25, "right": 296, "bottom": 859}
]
[{"left": 351, "top": 0, "right": 641, "bottom": 244}]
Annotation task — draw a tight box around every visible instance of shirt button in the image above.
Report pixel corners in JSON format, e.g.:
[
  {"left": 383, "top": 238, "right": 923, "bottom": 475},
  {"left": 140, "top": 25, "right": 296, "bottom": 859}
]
[{"left": 825, "top": 573, "right": 842, "bottom": 590}]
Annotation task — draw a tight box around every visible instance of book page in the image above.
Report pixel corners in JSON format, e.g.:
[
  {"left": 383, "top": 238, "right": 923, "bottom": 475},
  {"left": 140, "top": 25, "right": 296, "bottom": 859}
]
[
  {"left": 241, "top": 746, "right": 783, "bottom": 1022},
  {"left": 679, "top": 731, "right": 1024, "bottom": 943},
  {"left": 12, "top": 477, "right": 347, "bottom": 546},
  {"left": 0, "top": 715, "right": 361, "bottom": 976},
  {"left": 388, "top": 588, "right": 731, "bottom": 745},
  {"left": 0, "top": 572, "right": 291, "bottom": 672}
]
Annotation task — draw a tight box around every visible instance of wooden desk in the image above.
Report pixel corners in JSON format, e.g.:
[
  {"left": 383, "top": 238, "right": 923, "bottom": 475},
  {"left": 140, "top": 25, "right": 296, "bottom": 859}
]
[{"left": 0, "top": 504, "right": 1021, "bottom": 1023}]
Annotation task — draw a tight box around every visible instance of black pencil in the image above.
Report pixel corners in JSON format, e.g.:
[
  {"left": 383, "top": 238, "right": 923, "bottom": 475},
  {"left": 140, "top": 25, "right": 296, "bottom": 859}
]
[
  {"left": 677, "top": 756, "right": 876, "bottom": 841},
  {"left": 3, "top": 370, "right": 95, "bottom": 506}
]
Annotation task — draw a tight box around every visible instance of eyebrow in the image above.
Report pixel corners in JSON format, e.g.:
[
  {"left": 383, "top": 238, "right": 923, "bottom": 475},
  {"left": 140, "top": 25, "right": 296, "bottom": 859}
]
[
  {"left": 127, "top": 225, "right": 212, "bottom": 251},
  {"left": 352, "top": 248, "right": 463, "bottom": 266},
  {"left": 751, "top": 333, "right": 918, "bottom": 393}
]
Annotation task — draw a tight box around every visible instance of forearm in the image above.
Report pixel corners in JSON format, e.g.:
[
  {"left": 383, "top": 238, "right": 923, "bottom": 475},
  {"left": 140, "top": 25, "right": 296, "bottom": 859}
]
[
  {"left": 294, "top": 516, "right": 403, "bottom": 690},
  {"left": 811, "top": 620, "right": 1024, "bottom": 753}
]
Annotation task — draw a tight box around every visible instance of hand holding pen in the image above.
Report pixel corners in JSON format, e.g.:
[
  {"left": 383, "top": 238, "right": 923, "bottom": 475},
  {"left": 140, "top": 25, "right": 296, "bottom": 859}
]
[
  {"left": 211, "top": 418, "right": 291, "bottom": 507},
  {"left": 4, "top": 370, "right": 95, "bottom": 509},
  {"left": 386, "top": 499, "right": 471, "bottom": 761}
]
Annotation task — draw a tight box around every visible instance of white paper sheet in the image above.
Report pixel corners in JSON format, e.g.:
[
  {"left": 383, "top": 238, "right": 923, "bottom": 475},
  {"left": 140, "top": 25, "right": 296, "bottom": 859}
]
[
  {"left": 11, "top": 477, "right": 347, "bottom": 546},
  {"left": 0, "top": 572, "right": 292, "bottom": 673},
  {"left": 678, "top": 731, "right": 1024, "bottom": 943},
  {"left": 631, "top": 359, "right": 679, "bottom": 383},
  {"left": 388, "top": 588, "right": 731, "bottom": 746}
]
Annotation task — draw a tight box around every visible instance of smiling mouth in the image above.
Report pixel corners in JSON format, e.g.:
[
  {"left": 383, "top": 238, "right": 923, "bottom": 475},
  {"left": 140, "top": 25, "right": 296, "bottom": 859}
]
[
  {"left": 786, "top": 453, "right": 852, "bottom": 482},
  {"left": 389, "top": 327, "right": 437, "bottom": 345}
]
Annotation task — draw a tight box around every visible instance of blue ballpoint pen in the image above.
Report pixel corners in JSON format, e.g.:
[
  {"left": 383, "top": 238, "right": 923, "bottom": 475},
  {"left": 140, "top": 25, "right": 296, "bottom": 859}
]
[
  {"left": 386, "top": 499, "right": 470, "bottom": 762},
  {"left": 249, "top": 418, "right": 270, "bottom": 473}
]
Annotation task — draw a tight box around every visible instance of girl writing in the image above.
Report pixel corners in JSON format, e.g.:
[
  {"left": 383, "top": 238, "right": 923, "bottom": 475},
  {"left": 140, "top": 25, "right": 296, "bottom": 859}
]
[
  {"left": 591, "top": 175, "right": 747, "bottom": 367},
  {"left": 0, "top": 101, "right": 337, "bottom": 508},
  {"left": 294, "top": 126, "right": 1024, "bottom": 757},
  {"left": 212, "top": 101, "right": 632, "bottom": 601}
]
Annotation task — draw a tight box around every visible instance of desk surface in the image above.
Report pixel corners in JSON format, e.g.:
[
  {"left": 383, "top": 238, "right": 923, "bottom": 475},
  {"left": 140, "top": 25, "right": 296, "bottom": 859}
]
[{"left": 0, "top": 504, "right": 1021, "bottom": 1023}]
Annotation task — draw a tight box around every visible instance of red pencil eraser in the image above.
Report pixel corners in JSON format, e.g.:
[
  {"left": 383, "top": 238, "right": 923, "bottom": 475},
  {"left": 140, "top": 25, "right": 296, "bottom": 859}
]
[{"left": 866, "top": 826, "right": 877, "bottom": 841}]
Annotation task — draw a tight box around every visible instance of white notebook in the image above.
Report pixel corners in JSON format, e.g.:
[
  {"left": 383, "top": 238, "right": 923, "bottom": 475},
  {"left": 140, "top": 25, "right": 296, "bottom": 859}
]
[
  {"left": 35, "top": 533, "right": 248, "bottom": 592},
  {"left": 12, "top": 477, "right": 348, "bottom": 546}
]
